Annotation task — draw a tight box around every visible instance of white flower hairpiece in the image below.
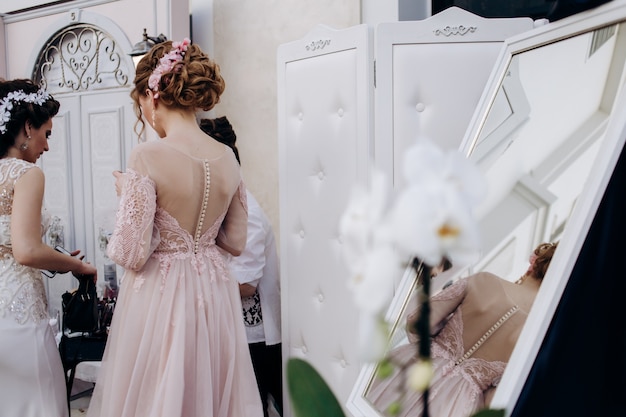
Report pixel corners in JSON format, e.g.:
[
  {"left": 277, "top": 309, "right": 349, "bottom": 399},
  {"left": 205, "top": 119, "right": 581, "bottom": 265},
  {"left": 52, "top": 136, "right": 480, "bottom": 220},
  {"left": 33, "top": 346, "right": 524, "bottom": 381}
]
[
  {"left": 0, "top": 89, "right": 51, "bottom": 134},
  {"left": 147, "top": 38, "right": 191, "bottom": 99}
]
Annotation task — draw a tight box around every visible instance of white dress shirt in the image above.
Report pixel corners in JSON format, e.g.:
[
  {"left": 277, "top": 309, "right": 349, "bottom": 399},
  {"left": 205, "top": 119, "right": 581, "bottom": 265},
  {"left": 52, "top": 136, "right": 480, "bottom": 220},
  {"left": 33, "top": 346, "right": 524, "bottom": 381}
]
[{"left": 230, "top": 190, "right": 281, "bottom": 345}]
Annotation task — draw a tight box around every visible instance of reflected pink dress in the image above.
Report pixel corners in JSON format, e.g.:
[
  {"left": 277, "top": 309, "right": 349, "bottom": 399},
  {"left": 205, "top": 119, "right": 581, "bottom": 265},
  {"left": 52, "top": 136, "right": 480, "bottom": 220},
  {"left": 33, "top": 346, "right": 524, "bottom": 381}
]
[
  {"left": 369, "top": 274, "right": 523, "bottom": 417},
  {"left": 87, "top": 141, "right": 263, "bottom": 417}
]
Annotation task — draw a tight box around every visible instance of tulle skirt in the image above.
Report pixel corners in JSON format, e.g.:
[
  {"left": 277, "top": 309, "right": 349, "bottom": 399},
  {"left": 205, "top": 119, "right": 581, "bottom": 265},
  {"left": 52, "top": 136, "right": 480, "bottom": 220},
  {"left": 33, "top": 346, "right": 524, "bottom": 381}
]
[
  {"left": 368, "top": 343, "right": 484, "bottom": 417},
  {"left": 87, "top": 256, "right": 263, "bottom": 417}
]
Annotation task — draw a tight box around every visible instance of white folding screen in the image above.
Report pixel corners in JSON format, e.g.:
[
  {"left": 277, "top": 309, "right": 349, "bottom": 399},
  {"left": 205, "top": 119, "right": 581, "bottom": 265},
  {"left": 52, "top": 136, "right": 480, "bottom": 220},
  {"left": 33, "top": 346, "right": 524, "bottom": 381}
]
[
  {"left": 277, "top": 23, "right": 373, "bottom": 416},
  {"left": 374, "top": 7, "right": 536, "bottom": 189},
  {"left": 277, "top": 9, "right": 537, "bottom": 417}
]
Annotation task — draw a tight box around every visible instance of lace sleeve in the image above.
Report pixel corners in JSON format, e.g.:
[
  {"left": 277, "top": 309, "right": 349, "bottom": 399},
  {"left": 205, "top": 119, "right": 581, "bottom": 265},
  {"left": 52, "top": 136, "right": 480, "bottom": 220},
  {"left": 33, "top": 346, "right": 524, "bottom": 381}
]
[
  {"left": 106, "top": 169, "right": 158, "bottom": 271},
  {"left": 216, "top": 180, "right": 248, "bottom": 256},
  {"left": 430, "top": 277, "right": 468, "bottom": 335},
  {"left": 405, "top": 277, "right": 469, "bottom": 340}
]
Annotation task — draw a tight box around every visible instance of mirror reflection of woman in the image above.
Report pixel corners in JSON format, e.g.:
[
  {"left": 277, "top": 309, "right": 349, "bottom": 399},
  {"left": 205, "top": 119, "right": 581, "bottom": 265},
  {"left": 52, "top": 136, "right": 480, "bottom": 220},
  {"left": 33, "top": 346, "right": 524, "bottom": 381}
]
[
  {"left": 368, "top": 242, "right": 558, "bottom": 417},
  {"left": 0, "top": 78, "right": 98, "bottom": 417}
]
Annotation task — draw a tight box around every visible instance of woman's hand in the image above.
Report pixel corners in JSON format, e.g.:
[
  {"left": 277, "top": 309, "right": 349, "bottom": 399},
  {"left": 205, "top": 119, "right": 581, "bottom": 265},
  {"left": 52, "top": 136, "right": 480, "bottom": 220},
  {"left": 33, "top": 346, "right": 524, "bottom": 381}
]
[
  {"left": 56, "top": 249, "right": 86, "bottom": 274},
  {"left": 73, "top": 262, "right": 98, "bottom": 283}
]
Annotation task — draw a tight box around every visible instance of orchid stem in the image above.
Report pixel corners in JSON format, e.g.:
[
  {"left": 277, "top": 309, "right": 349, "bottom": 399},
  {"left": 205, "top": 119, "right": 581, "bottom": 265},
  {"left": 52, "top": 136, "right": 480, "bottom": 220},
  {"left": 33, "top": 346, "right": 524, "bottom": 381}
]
[{"left": 412, "top": 257, "right": 431, "bottom": 417}]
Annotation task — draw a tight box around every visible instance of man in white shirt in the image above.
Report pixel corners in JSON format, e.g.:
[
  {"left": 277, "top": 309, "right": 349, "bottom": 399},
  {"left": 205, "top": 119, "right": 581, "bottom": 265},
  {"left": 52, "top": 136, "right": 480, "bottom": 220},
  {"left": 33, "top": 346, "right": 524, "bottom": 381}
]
[{"left": 235, "top": 190, "right": 283, "bottom": 417}]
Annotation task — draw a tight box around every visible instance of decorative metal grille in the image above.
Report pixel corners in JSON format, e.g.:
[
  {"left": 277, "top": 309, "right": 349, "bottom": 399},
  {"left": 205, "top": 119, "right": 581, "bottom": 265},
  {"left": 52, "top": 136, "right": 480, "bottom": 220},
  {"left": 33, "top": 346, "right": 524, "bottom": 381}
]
[{"left": 33, "top": 24, "right": 131, "bottom": 93}]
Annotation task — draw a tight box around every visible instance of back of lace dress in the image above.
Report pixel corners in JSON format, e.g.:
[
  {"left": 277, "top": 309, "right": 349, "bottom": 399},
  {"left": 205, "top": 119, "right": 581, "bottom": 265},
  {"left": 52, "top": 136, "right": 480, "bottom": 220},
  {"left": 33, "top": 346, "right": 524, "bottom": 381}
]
[{"left": 0, "top": 157, "right": 50, "bottom": 325}]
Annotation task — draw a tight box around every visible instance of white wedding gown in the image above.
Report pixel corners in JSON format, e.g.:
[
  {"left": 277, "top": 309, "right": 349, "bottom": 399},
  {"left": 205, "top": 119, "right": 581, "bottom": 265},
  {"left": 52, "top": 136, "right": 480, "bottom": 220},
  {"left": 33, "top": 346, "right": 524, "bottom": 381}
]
[{"left": 0, "top": 157, "right": 68, "bottom": 417}]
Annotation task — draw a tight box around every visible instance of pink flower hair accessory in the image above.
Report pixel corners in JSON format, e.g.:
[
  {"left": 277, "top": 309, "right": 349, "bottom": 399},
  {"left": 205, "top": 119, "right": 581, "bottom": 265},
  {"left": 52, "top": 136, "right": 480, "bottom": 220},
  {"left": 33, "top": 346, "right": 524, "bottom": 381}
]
[{"left": 147, "top": 38, "right": 191, "bottom": 99}]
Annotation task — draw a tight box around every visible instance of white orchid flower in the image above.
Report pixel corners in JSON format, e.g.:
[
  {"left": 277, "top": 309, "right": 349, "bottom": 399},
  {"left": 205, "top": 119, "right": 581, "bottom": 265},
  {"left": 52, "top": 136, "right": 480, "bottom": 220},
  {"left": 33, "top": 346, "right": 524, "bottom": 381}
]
[
  {"left": 389, "top": 181, "right": 481, "bottom": 267},
  {"left": 357, "top": 311, "right": 390, "bottom": 363},
  {"left": 349, "top": 243, "right": 402, "bottom": 315},
  {"left": 339, "top": 169, "right": 390, "bottom": 275},
  {"left": 403, "top": 139, "right": 486, "bottom": 207}
]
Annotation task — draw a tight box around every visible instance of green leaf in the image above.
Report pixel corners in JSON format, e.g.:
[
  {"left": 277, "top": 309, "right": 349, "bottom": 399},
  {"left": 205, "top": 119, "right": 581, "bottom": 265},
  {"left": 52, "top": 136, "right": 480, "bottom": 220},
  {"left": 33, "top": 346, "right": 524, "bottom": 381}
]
[
  {"left": 287, "top": 358, "right": 346, "bottom": 417},
  {"left": 469, "top": 409, "right": 506, "bottom": 417}
]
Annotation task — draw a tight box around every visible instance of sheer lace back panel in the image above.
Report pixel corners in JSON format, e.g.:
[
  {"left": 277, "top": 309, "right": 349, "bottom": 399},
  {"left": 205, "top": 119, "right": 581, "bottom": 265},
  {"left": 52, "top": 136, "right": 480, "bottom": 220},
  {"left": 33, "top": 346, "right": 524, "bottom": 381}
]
[
  {"left": 0, "top": 158, "right": 35, "bottom": 215},
  {"left": 430, "top": 273, "right": 529, "bottom": 391},
  {"left": 122, "top": 140, "right": 246, "bottom": 260},
  {"left": 0, "top": 158, "right": 38, "bottom": 251},
  {"left": 459, "top": 273, "right": 529, "bottom": 364}
]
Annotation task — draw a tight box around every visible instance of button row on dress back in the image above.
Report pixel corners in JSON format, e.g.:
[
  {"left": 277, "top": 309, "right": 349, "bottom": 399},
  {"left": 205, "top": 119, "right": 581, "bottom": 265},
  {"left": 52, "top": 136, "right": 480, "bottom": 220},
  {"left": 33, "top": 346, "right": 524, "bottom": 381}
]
[
  {"left": 193, "top": 160, "right": 211, "bottom": 254},
  {"left": 454, "top": 305, "right": 519, "bottom": 366}
]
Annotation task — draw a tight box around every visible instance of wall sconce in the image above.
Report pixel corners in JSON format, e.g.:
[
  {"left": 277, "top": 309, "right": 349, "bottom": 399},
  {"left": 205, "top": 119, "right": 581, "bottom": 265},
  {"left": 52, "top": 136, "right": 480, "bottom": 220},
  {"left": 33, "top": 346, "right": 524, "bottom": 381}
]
[{"left": 129, "top": 28, "right": 167, "bottom": 67}]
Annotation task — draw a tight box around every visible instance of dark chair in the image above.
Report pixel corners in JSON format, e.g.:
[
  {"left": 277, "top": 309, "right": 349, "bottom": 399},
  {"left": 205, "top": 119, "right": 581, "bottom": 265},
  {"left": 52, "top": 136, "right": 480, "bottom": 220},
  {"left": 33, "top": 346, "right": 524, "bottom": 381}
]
[{"left": 59, "top": 331, "right": 108, "bottom": 405}]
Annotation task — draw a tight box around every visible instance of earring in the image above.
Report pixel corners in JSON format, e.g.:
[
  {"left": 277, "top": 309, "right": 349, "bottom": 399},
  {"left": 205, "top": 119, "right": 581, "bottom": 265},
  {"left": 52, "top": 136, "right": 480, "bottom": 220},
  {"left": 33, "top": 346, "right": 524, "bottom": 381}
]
[
  {"left": 151, "top": 107, "right": 156, "bottom": 129},
  {"left": 20, "top": 134, "right": 31, "bottom": 151}
]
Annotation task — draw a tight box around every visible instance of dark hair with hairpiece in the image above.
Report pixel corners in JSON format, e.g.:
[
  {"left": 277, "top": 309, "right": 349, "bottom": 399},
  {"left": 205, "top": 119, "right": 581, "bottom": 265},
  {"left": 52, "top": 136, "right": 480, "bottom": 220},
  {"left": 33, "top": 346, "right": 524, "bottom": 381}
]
[
  {"left": 0, "top": 78, "right": 60, "bottom": 157},
  {"left": 130, "top": 40, "right": 226, "bottom": 137},
  {"left": 532, "top": 242, "right": 559, "bottom": 280}
]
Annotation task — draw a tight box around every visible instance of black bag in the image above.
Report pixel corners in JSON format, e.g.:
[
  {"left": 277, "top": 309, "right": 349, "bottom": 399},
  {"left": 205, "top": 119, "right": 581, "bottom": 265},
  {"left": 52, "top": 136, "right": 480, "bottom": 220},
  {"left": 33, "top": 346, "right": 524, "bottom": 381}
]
[{"left": 62, "top": 276, "right": 98, "bottom": 333}]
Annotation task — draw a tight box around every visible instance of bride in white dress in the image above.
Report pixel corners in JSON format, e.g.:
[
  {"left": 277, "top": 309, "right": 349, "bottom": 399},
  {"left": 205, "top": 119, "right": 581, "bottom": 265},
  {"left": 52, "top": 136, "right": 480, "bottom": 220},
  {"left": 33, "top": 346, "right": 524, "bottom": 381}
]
[{"left": 0, "top": 78, "right": 97, "bottom": 417}]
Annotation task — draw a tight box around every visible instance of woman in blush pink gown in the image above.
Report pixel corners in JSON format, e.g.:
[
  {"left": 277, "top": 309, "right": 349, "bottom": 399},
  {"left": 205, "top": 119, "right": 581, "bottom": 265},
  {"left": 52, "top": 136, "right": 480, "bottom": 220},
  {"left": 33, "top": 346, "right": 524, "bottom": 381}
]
[
  {"left": 86, "top": 39, "right": 263, "bottom": 417},
  {"left": 368, "top": 242, "right": 558, "bottom": 417}
]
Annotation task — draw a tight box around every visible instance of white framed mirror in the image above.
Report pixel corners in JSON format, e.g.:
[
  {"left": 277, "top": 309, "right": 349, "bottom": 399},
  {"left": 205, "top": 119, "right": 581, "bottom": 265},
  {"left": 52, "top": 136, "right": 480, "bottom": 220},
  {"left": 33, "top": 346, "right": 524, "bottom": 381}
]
[{"left": 348, "top": 1, "right": 626, "bottom": 415}]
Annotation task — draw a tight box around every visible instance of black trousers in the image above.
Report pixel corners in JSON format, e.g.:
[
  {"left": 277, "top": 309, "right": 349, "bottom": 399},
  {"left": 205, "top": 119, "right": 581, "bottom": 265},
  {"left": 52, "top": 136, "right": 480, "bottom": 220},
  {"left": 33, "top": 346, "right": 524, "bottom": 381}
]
[{"left": 249, "top": 342, "right": 283, "bottom": 417}]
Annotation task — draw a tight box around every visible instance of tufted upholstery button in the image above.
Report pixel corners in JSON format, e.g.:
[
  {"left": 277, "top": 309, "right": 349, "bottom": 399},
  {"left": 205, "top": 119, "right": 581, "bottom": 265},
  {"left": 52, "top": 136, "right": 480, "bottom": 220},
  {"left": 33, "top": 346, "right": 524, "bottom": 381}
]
[
  {"left": 338, "top": 108, "right": 344, "bottom": 117},
  {"left": 416, "top": 102, "right": 425, "bottom": 112},
  {"left": 340, "top": 359, "right": 347, "bottom": 368},
  {"left": 318, "top": 171, "right": 324, "bottom": 180},
  {"left": 299, "top": 230, "right": 305, "bottom": 238},
  {"left": 317, "top": 293, "right": 324, "bottom": 302},
  {"left": 298, "top": 112, "right": 304, "bottom": 121},
  {"left": 301, "top": 345, "right": 308, "bottom": 354}
]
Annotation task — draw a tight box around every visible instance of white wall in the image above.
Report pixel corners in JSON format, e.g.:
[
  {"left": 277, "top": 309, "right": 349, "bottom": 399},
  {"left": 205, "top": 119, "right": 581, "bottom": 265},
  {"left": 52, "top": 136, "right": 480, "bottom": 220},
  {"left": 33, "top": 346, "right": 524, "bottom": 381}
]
[{"left": 193, "top": 0, "right": 361, "bottom": 241}]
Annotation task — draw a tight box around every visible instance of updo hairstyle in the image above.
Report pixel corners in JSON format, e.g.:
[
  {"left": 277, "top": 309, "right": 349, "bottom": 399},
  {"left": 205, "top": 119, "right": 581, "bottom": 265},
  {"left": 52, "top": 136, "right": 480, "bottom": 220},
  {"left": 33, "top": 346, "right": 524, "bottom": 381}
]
[
  {"left": 531, "top": 242, "right": 559, "bottom": 280},
  {"left": 0, "top": 79, "right": 60, "bottom": 157},
  {"left": 131, "top": 40, "right": 226, "bottom": 136}
]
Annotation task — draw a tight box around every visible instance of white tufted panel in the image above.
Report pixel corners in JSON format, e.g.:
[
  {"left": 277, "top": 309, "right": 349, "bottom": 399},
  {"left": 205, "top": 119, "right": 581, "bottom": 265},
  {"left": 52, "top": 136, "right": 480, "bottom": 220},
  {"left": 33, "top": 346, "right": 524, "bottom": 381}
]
[
  {"left": 277, "top": 24, "right": 373, "bottom": 416},
  {"left": 374, "top": 7, "right": 536, "bottom": 189}
]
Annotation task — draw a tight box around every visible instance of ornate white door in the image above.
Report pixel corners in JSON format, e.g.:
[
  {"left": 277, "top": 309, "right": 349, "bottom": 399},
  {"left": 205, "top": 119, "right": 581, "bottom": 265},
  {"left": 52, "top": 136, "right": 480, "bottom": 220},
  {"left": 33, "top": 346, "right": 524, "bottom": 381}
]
[
  {"left": 41, "top": 90, "right": 135, "bottom": 317},
  {"left": 31, "top": 23, "right": 136, "bottom": 317}
]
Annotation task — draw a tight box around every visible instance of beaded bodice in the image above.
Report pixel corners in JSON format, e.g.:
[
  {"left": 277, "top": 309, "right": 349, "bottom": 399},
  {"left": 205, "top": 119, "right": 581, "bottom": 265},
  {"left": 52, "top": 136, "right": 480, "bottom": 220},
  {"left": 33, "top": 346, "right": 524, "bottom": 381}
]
[{"left": 0, "top": 157, "right": 50, "bottom": 324}]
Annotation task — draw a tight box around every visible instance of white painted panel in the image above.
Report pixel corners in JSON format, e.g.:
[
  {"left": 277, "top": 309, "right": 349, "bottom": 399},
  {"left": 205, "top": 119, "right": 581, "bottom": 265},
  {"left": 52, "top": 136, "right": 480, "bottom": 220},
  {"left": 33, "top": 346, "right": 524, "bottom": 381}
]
[{"left": 277, "top": 23, "right": 372, "bottom": 417}]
